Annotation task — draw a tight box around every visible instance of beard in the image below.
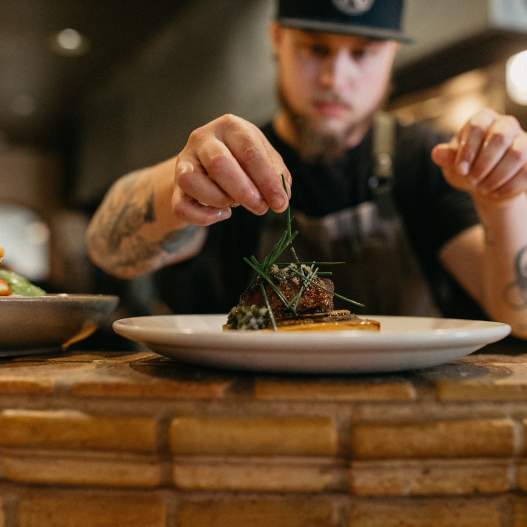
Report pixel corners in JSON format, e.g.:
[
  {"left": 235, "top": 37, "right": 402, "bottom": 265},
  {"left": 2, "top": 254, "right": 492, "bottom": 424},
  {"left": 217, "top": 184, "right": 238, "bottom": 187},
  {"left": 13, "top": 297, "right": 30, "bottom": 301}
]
[{"left": 277, "top": 83, "right": 384, "bottom": 164}]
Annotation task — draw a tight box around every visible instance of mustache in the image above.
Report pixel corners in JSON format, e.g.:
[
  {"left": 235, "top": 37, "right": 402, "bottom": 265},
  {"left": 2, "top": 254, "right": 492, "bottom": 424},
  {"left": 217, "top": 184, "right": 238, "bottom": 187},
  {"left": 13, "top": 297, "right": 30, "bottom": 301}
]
[{"left": 313, "top": 92, "right": 351, "bottom": 108}]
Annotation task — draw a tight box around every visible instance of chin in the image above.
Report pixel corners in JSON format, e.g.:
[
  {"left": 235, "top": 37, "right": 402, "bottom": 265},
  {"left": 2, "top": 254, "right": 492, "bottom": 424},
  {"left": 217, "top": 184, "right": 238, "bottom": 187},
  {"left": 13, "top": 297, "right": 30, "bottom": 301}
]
[{"left": 315, "top": 118, "right": 353, "bottom": 136}]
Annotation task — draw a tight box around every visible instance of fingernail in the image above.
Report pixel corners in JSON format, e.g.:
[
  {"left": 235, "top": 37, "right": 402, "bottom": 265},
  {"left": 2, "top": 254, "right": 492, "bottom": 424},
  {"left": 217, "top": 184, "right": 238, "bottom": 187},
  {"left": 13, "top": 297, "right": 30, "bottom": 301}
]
[
  {"left": 271, "top": 193, "right": 287, "bottom": 210},
  {"left": 457, "top": 161, "right": 470, "bottom": 176},
  {"left": 252, "top": 205, "right": 269, "bottom": 216},
  {"left": 217, "top": 208, "right": 231, "bottom": 219}
]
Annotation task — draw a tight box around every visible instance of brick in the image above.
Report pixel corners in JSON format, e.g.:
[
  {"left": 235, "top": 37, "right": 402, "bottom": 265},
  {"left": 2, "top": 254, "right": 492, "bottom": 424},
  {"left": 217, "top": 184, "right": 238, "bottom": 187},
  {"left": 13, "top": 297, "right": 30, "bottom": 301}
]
[
  {"left": 523, "top": 419, "right": 527, "bottom": 456},
  {"left": 3, "top": 454, "right": 162, "bottom": 488},
  {"left": 419, "top": 356, "right": 527, "bottom": 401},
  {"left": 516, "top": 461, "right": 527, "bottom": 491},
  {"left": 0, "top": 376, "right": 54, "bottom": 395},
  {"left": 69, "top": 370, "right": 231, "bottom": 400},
  {"left": 350, "top": 459, "right": 510, "bottom": 496},
  {"left": 18, "top": 493, "right": 166, "bottom": 527},
  {"left": 171, "top": 416, "right": 337, "bottom": 457},
  {"left": 348, "top": 498, "right": 503, "bottom": 527},
  {"left": 351, "top": 419, "right": 514, "bottom": 459},
  {"left": 255, "top": 378, "right": 416, "bottom": 402},
  {"left": 0, "top": 363, "right": 90, "bottom": 395},
  {"left": 513, "top": 497, "right": 527, "bottom": 527},
  {"left": 178, "top": 498, "right": 338, "bottom": 527},
  {"left": 174, "top": 461, "right": 347, "bottom": 493},
  {"left": 0, "top": 409, "right": 157, "bottom": 453}
]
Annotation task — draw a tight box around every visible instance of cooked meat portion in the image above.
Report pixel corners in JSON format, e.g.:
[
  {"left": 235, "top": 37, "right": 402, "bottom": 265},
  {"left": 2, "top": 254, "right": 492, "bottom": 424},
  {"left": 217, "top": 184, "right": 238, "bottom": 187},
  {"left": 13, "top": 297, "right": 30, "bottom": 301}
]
[{"left": 239, "top": 267, "right": 334, "bottom": 319}]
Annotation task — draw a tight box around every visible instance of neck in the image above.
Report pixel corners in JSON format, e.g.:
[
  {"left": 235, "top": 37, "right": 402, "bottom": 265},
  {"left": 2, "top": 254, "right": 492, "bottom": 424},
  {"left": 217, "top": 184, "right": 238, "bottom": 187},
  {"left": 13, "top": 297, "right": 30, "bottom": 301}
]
[{"left": 273, "top": 110, "right": 372, "bottom": 151}]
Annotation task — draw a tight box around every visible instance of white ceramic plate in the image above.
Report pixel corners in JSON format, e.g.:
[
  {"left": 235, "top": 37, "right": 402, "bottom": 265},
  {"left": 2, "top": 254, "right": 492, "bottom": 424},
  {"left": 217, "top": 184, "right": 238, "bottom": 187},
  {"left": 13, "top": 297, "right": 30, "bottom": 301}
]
[
  {"left": 113, "top": 314, "right": 511, "bottom": 373},
  {"left": 0, "top": 294, "right": 119, "bottom": 353}
]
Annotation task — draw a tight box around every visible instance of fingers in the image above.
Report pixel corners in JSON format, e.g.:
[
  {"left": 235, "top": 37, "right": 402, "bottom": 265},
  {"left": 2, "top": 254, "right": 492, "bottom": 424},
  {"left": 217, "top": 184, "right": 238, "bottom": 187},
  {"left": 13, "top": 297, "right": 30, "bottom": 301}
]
[
  {"left": 431, "top": 143, "right": 456, "bottom": 168},
  {"left": 433, "top": 109, "right": 527, "bottom": 203},
  {"left": 489, "top": 164, "right": 527, "bottom": 201},
  {"left": 476, "top": 134, "right": 527, "bottom": 195},
  {"left": 171, "top": 192, "right": 232, "bottom": 227},
  {"left": 431, "top": 141, "right": 473, "bottom": 193},
  {"left": 194, "top": 136, "right": 269, "bottom": 215},
  {"left": 454, "top": 109, "right": 496, "bottom": 175},
  {"left": 254, "top": 126, "right": 293, "bottom": 194},
  {"left": 469, "top": 115, "right": 521, "bottom": 184},
  {"left": 174, "top": 114, "right": 293, "bottom": 226},
  {"left": 219, "top": 117, "right": 290, "bottom": 212},
  {"left": 176, "top": 156, "right": 234, "bottom": 209}
]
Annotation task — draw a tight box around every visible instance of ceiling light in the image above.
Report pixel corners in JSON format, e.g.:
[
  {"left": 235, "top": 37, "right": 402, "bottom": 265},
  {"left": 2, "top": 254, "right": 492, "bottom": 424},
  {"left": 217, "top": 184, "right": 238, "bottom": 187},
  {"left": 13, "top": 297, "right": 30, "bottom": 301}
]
[
  {"left": 506, "top": 50, "right": 527, "bottom": 105},
  {"left": 11, "top": 94, "right": 36, "bottom": 116},
  {"left": 50, "top": 28, "right": 90, "bottom": 57}
]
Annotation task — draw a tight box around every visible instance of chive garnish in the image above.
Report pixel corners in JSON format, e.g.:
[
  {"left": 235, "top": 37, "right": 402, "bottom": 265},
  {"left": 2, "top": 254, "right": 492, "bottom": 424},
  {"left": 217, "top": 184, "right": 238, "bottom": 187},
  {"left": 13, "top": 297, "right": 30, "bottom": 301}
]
[{"left": 241, "top": 174, "right": 364, "bottom": 330}]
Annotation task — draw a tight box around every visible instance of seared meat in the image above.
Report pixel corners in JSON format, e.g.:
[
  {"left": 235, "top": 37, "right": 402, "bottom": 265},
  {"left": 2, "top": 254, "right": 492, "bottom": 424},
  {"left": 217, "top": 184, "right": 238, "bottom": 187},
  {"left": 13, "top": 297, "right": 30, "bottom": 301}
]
[{"left": 239, "top": 265, "right": 334, "bottom": 319}]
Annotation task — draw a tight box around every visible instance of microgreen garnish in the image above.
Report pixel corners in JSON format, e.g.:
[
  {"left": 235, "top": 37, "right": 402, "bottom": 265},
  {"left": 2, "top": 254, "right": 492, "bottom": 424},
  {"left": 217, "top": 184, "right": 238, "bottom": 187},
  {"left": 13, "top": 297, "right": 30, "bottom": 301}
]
[{"left": 240, "top": 174, "right": 364, "bottom": 331}]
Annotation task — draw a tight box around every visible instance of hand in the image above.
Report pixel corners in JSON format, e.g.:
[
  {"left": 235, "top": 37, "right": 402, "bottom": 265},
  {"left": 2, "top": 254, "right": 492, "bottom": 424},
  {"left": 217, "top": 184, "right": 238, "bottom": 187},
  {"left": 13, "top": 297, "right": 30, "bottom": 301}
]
[
  {"left": 171, "top": 114, "right": 292, "bottom": 226},
  {"left": 432, "top": 109, "right": 527, "bottom": 204}
]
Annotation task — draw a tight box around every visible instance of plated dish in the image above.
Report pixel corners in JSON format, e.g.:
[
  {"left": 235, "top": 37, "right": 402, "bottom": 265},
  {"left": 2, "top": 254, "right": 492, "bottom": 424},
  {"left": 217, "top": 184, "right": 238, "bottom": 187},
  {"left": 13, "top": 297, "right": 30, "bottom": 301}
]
[
  {"left": 113, "top": 314, "right": 510, "bottom": 373},
  {"left": 223, "top": 176, "right": 378, "bottom": 333},
  {"left": 0, "top": 244, "right": 118, "bottom": 353}
]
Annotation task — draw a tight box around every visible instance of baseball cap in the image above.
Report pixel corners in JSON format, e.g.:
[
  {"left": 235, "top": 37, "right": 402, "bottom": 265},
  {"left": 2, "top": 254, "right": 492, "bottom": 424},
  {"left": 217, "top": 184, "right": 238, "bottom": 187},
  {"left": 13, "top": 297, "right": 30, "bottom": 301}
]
[{"left": 276, "top": 0, "right": 413, "bottom": 43}]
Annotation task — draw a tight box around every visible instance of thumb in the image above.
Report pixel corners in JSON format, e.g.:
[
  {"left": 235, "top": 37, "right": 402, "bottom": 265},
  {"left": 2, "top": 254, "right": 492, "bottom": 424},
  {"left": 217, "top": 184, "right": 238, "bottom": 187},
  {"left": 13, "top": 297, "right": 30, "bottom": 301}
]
[{"left": 431, "top": 143, "right": 456, "bottom": 168}]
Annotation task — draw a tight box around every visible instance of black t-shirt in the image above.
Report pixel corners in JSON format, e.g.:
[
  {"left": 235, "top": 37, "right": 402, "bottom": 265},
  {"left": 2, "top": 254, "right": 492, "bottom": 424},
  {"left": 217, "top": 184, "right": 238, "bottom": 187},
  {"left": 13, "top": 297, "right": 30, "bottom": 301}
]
[{"left": 154, "top": 120, "right": 485, "bottom": 319}]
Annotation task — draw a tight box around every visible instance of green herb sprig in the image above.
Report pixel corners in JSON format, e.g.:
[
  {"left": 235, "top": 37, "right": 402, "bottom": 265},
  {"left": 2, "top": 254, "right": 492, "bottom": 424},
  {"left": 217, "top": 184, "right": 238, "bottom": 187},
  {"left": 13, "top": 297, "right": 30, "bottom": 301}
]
[{"left": 242, "top": 175, "right": 364, "bottom": 330}]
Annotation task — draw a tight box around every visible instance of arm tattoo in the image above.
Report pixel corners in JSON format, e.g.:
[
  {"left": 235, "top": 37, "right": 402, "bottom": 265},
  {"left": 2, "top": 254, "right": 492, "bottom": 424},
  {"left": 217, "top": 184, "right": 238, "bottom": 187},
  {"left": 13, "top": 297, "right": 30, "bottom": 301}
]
[
  {"left": 108, "top": 227, "right": 199, "bottom": 271},
  {"left": 503, "top": 245, "right": 527, "bottom": 310},
  {"left": 89, "top": 171, "right": 200, "bottom": 275},
  {"left": 103, "top": 172, "right": 157, "bottom": 251}
]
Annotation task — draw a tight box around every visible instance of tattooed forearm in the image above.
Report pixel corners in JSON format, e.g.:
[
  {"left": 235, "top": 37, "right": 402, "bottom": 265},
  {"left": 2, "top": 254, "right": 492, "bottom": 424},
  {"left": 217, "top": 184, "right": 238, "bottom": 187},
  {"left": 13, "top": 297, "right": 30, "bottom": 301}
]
[
  {"left": 87, "top": 170, "right": 202, "bottom": 278},
  {"left": 503, "top": 245, "right": 527, "bottom": 310},
  {"left": 97, "top": 172, "right": 157, "bottom": 252},
  {"left": 108, "top": 227, "right": 199, "bottom": 272}
]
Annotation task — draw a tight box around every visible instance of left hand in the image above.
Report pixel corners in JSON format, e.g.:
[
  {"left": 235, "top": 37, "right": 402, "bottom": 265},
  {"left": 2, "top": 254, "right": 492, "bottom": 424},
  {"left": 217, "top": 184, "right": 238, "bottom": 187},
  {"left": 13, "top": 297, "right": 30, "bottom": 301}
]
[{"left": 432, "top": 109, "right": 527, "bottom": 203}]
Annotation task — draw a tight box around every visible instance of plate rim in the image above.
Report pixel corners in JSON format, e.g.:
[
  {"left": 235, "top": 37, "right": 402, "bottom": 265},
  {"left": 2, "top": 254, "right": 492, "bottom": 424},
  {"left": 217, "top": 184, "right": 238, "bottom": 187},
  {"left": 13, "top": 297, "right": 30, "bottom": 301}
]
[{"left": 113, "top": 314, "right": 511, "bottom": 353}]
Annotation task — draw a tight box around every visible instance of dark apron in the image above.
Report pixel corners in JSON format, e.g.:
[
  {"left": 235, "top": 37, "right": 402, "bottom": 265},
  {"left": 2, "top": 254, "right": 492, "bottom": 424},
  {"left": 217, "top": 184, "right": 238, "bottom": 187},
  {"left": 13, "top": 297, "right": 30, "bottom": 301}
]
[{"left": 257, "top": 113, "right": 440, "bottom": 316}]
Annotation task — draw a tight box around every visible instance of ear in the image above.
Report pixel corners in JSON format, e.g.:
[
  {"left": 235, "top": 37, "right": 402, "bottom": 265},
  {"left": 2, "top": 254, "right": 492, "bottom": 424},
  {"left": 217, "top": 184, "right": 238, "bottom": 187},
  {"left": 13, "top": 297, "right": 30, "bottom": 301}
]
[{"left": 269, "top": 22, "right": 283, "bottom": 54}]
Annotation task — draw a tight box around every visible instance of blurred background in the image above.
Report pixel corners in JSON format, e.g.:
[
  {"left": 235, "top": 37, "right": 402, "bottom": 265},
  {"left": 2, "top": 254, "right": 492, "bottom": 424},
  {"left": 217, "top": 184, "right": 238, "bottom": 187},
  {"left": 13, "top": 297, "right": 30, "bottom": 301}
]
[{"left": 1, "top": 0, "right": 527, "bottom": 337}]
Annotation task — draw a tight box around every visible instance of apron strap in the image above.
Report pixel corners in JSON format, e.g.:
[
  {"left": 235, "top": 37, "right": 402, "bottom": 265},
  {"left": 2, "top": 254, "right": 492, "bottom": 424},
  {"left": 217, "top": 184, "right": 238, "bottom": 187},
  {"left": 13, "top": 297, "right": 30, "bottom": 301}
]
[{"left": 370, "top": 112, "right": 397, "bottom": 219}]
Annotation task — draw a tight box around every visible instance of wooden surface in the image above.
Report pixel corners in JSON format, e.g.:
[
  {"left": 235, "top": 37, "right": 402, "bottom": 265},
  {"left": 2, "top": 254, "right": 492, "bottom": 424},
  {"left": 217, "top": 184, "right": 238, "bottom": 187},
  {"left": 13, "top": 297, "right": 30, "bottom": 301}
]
[{"left": 0, "top": 340, "right": 526, "bottom": 526}]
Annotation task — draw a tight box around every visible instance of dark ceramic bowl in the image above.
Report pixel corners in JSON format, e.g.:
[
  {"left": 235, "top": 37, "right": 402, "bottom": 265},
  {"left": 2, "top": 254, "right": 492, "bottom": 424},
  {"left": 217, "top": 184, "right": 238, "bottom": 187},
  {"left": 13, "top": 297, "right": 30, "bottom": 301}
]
[{"left": 0, "top": 294, "right": 119, "bottom": 352}]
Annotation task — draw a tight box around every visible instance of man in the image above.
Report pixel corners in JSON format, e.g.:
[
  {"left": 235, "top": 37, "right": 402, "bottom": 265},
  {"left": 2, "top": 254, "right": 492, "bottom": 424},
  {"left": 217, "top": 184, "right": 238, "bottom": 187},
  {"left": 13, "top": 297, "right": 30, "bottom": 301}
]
[{"left": 87, "top": 0, "right": 527, "bottom": 337}]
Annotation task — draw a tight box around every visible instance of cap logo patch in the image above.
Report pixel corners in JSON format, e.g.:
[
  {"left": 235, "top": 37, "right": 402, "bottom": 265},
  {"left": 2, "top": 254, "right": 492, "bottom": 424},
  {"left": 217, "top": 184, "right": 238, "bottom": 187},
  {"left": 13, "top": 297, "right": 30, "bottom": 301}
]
[{"left": 332, "top": 0, "right": 375, "bottom": 15}]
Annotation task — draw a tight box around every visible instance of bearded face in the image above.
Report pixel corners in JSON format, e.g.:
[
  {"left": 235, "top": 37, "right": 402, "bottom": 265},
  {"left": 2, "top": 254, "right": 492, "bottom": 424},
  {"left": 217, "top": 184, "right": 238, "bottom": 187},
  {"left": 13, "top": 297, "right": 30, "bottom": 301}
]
[
  {"left": 272, "top": 27, "right": 397, "bottom": 163},
  {"left": 277, "top": 82, "right": 363, "bottom": 163}
]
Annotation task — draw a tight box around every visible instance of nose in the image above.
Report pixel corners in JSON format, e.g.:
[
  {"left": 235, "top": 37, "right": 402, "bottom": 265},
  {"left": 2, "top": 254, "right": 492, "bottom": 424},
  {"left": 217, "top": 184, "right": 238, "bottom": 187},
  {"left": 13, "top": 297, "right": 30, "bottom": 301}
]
[{"left": 319, "top": 49, "right": 358, "bottom": 90}]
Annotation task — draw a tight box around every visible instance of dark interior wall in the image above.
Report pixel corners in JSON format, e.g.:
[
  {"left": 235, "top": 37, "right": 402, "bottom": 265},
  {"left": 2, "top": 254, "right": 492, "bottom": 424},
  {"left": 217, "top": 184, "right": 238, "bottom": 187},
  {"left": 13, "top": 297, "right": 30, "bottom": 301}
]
[{"left": 75, "top": 0, "right": 276, "bottom": 205}]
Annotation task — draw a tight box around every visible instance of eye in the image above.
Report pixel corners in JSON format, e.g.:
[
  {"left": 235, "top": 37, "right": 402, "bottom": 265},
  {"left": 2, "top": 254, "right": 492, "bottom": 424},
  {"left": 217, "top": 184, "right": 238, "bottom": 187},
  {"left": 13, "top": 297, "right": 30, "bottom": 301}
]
[
  {"left": 307, "top": 43, "right": 330, "bottom": 58},
  {"left": 350, "top": 48, "right": 368, "bottom": 61}
]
